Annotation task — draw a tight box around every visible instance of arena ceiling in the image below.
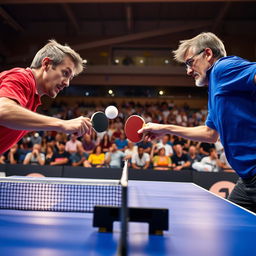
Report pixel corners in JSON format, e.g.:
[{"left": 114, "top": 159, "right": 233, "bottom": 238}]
[{"left": 0, "top": 0, "right": 255, "bottom": 87}]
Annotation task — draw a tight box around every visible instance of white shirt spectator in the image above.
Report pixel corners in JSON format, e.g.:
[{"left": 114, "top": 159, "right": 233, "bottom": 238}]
[
  {"left": 131, "top": 152, "right": 150, "bottom": 167},
  {"left": 156, "top": 142, "right": 173, "bottom": 156},
  {"left": 124, "top": 145, "right": 138, "bottom": 158},
  {"left": 192, "top": 156, "right": 219, "bottom": 172},
  {"left": 105, "top": 151, "right": 125, "bottom": 168},
  {"left": 220, "top": 151, "right": 232, "bottom": 169},
  {"left": 65, "top": 135, "right": 82, "bottom": 154}
]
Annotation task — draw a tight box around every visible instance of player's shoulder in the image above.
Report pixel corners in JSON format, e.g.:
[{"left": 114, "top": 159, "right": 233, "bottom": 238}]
[
  {"left": 214, "top": 56, "right": 252, "bottom": 71},
  {"left": 0, "top": 67, "right": 33, "bottom": 81},
  {"left": 211, "top": 56, "right": 252, "bottom": 78}
]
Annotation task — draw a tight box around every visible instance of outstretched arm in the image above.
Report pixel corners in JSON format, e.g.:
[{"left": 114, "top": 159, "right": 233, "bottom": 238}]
[
  {"left": 0, "top": 97, "right": 92, "bottom": 137},
  {"left": 138, "top": 123, "right": 219, "bottom": 143}
]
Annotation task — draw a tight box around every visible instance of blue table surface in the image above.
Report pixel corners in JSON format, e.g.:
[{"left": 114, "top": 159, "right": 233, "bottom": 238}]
[{"left": 0, "top": 180, "right": 255, "bottom": 256}]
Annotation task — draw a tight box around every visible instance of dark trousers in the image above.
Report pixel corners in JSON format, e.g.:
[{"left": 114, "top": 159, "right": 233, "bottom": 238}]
[{"left": 228, "top": 175, "right": 256, "bottom": 213}]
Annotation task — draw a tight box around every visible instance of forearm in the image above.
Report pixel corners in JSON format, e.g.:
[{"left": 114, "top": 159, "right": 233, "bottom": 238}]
[
  {"left": 23, "top": 155, "right": 32, "bottom": 165},
  {"left": 51, "top": 159, "right": 68, "bottom": 165},
  {"left": 183, "top": 161, "right": 191, "bottom": 168},
  {"left": 132, "top": 163, "right": 139, "bottom": 169},
  {"left": 72, "top": 161, "right": 81, "bottom": 167},
  {"left": 143, "top": 162, "right": 150, "bottom": 169},
  {"left": 105, "top": 154, "right": 111, "bottom": 164},
  {"left": 37, "top": 156, "right": 45, "bottom": 166},
  {"left": 161, "top": 125, "right": 219, "bottom": 143},
  {"left": 9, "top": 153, "right": 17, "bottom": 164},
  {"left": 0, "top": 98, "right": 62, "bottom": 131}
]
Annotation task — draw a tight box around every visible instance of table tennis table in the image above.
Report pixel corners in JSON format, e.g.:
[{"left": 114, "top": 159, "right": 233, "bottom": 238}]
[{"left": 0, "top": 180, "right": 255, "bottom": 256}]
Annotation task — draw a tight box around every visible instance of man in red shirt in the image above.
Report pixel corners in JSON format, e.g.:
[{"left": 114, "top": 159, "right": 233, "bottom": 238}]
[{"left": 0, "top": 40, "right": 92, "bottom": 155}]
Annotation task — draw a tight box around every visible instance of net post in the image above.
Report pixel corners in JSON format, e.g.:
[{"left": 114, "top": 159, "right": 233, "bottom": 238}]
[{"left": 118, "top": 160, "right": 129, "bottom": 256}]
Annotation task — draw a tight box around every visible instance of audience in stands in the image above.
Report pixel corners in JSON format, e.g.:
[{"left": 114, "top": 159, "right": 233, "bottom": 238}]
[
  {"left": 124, "top": 141, "right": 137, "bottom": 166},
  {"left": 131, "top": 146, "right": 150, "bottom": 170},
  {"left": 5, "top": 144, "right": 20, "bottom": 164},
  {"left": 65, "top": 134, "right": 83, "bottom": 155},
  {"left": 197, "top": 141, "right": 215, "bottom": 159},
  {"left": 219, "top": 151, "right": 234, "bottom": 172},
  {"left": 81, "top": 134, "right": 96, "bottom": 155},
  {"left": 171, "top": 144, "right": 190, "bottom": 171},
  {"left": 151, "top": 147, "right": 172, "bottom": 170},
  {"left": 23, "top": 144, "right": 45, "bottom": 166},
  {"left": 114, "top": 131, "right": 128, "bottom": 152},
  {"left": 0, "top": 155, "right": 5, "bottom": 164},
  {"left": 45, "top": 145, "right": 55, "bottom": 165},
  {"left": 192, "top": 148, "right": 222, "bottom": 172},
  {"left": 105, "top": 143, "right": 125, "bottom": 168},
  {"left": 70, "top": 144, "right": 89, "bottom": 167},
  {"left": 87, "top": 145, "right": 105, "bottom": 168},
  {"left": 136, "top": 139, "right": 152, "bottom": 154},
  {"left": 30, "top": 132, "right": 43, "bottom": 146},
  {"left": 0, "top": 100, "right": 232, "bottom": 172},
  {"left": 187, "top": 145, "right": 201, "bottom": 170},
  {"left": 99, "top": 134, "right": 113, "bottom": 153},
  {"left": 50, "top": 141, "right": 70, "bottom": 166},
  {"left": 155, "top": 134, "right": 173, "bottom": 157}
]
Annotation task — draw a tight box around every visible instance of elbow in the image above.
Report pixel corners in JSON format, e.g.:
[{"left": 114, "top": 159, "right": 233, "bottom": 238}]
[
  {"left": 211, "top": 131, "right": 219, "bottom": 143},
  {"left": 205, "top": 127, "right": 219, "bottom": 143},
  {"left": 207, "top": 136, "right": 218, "bottom": 143},
  {"left": 0, "top": 98, "right": 18, "bottom": 121},
  {"left": 0, "top": 104, "right": 9, "bottom": 120}
]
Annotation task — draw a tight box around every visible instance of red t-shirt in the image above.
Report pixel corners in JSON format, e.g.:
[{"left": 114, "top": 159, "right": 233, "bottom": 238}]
[{"left": 0, "top": 68, "right": 41, "bottom": 154}]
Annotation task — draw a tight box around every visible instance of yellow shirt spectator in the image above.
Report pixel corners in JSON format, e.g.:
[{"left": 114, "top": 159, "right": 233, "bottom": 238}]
[
  {"left": 88, "top": 145, "right": 105, "bottom": 167},
  {"left": 152, "top": 147, "right": 172, "bottom": 170}
]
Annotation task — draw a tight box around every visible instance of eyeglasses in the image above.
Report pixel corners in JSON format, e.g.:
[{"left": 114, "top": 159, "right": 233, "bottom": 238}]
[{"left": 184, "top": 49, "right": 205, "bottom": 69}]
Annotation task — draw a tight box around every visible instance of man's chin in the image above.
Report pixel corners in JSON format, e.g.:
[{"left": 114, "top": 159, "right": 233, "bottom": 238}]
[
  {"left": 195, "top": 78, "right": 207, "bottom": 87},
  {"left": 49, "top": 92, "right": 58, "bottom": 98},
  {"left": 195, "top": 82, "right": 206, "bottom": 87}
]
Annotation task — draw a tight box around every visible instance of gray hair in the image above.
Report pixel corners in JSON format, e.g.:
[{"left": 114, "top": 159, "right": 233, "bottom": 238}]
[
  {"left": 173, "top": 32, "right": 227, "bottom": 63},
  {"left": 30, "top": 39, "right": 85, "bottom": 75}
]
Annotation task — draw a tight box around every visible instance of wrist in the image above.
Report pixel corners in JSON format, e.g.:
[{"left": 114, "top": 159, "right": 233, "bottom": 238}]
[{"left": 55, "top": 119, "right": 65, "bottom": 133}]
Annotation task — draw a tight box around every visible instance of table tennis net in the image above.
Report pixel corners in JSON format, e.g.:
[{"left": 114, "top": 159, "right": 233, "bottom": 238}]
[{"left": 0, "top": 177, "right": 122, "bottom": 212}]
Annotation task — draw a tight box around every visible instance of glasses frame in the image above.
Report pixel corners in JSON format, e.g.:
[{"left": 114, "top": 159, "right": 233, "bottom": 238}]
[{"left": 184, "top": 49, "right": 205, "bottom": 69}]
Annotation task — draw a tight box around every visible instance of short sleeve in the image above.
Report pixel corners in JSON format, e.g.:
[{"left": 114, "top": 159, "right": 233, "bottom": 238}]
[
  {"left": 205, "top": 111, "right": 217, "bottom": 131},
  {"left": 213, "top": 57, "right": 256, "bottom": 93}
]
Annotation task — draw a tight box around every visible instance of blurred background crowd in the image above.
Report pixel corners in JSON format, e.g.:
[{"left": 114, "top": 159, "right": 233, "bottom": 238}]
[{"left": 0, "top": 100, "right": 233, "bottom": 173}]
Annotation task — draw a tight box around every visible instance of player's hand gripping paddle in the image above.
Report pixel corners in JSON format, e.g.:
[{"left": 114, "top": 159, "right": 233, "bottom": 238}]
[
  {"left": 91, "top": 111, "right": 108, "bottom": 133},
  {"left": 124, "top": 115, "right": 145, "bottom": 143}
]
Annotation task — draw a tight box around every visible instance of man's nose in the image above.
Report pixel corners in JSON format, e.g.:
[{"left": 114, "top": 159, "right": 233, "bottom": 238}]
[
  {"left": 63, "top": 78, "right": 70, "bottom": 87},
  {"left": 186, "top": 66, "right": 193, "bottom": 76}
]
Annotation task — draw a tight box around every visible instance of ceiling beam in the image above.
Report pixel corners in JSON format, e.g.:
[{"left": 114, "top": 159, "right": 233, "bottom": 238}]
[
  {"left": 211, "top": 1, "right": 232, "bottom": 32},
  {"left": 125, "top": 3, "right": 134, "bottom": 33},
  {"left": 98, "top": 3, "right": 106, "bottom": 36},
  {"left": 4, "top": 20, "right": 213, "bottom": 64},
  {"left": 73, "top": 73, "right": 193, "bottom": 87},
  {"left": 0, "top": 0, "right": 253, "bottom": 4},
  {"left": 0, "top": 6, "right": 24, "bottom": 32},
  {"left": 73, "top": 21, "right": 213, "bottom": 51},
  {"left": 61, "top": 3, "right": 80, "bottom": 34},
  {"left": 0, "top": 39, "right": 10, "bottom": 58}
]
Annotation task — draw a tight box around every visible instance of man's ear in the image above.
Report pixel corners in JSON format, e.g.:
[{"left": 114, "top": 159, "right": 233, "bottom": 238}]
[
  {"left": 41, "top": 57, "right": 52, "bottom": 71},
  {"left": 204, "top": 48, "right": 214, "bottom": 62}
]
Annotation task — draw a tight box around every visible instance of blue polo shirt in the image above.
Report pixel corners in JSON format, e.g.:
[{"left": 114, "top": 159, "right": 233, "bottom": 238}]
[{"left": 206, "top": 56, "right": 256, "bottom": 178}]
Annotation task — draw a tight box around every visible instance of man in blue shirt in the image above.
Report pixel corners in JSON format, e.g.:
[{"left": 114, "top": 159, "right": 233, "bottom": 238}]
[
  {"left": 105, "top": 143, "right": 125, "bottom": 168},
  {"left": 138, "top": 32, "right": 256, "bottom": 212}
]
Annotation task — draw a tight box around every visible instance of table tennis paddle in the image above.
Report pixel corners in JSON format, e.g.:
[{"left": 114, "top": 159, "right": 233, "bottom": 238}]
[
  {"left": 124, "top": 115, "right": 145, "bottom": 143},
  {"left": 91, "top": 111, "right": 109, "bottom": 133}
]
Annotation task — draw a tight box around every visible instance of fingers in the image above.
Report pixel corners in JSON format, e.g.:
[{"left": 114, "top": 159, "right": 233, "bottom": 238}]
[
  {"left": 144, "top": 133, "right": 158, "bottom": 141},
  {"left": 138, "top": 122, "right": 153, "bottom": 134},
  {"left": 64, "top": 116, "right": 92, "bottom": 137},
  {"left": 77, "top": 117, "right": 92, "bottom": 137}
]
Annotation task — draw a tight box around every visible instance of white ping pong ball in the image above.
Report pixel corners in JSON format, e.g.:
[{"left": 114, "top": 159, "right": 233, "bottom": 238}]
[{"left": 105, "top": 105, "right": 118, "bottom": 119}]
